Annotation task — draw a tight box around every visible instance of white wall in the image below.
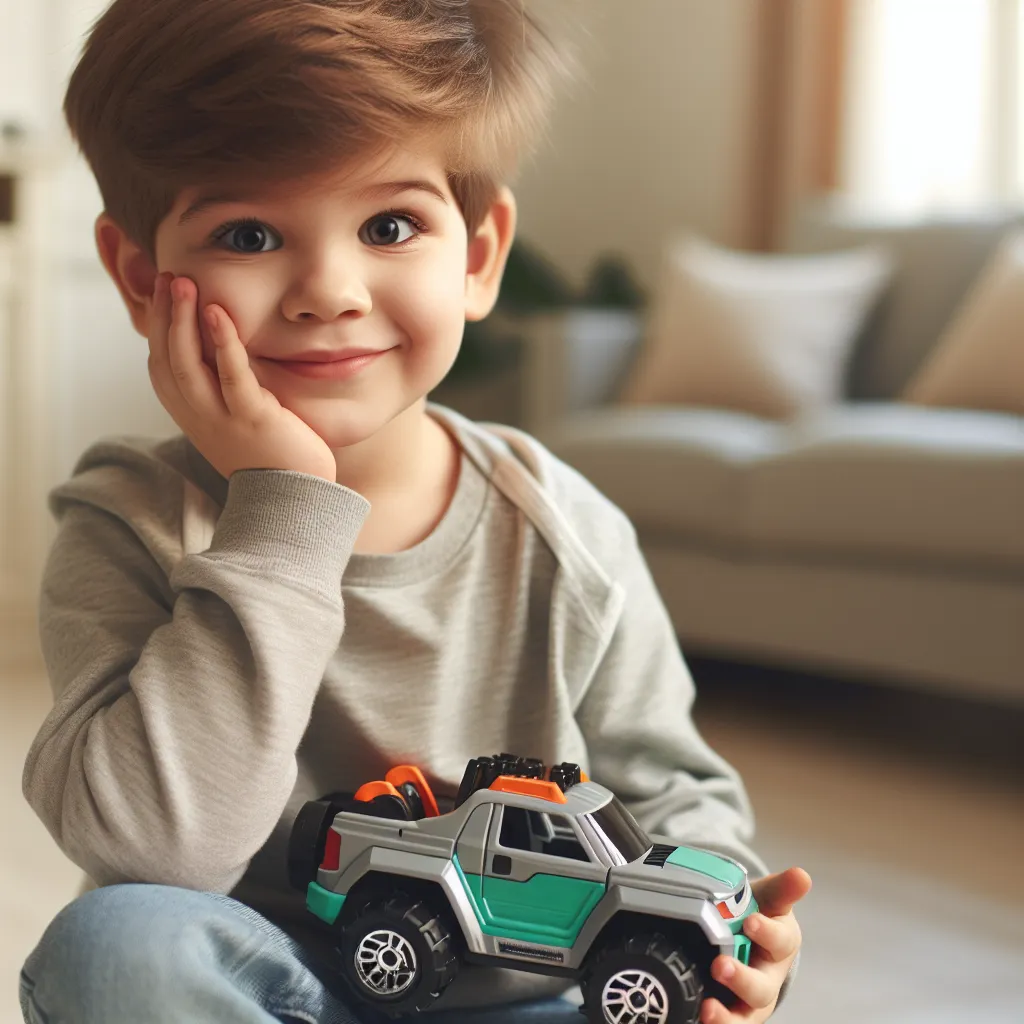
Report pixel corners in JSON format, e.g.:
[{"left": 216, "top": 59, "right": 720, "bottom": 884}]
[
  {"left": 0, "top": 1, "right": 49, "bottom": 132},
  {"left": 514, "top": 0, "right": 758, "bottom": 291},
  {"left": 46, "top": 0, "right": 177, "bottom": 483},
  {"left": 51, "top": 167, "right": 174, "bottom": 484}
]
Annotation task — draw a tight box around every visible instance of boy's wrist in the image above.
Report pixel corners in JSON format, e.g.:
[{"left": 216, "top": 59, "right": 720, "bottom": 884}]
[
  {"left": 775, "top": 947, "right": 800, "bottom": 1007},
  {"left": 205, "top": 469, "right": 370, "bottom": 594}
]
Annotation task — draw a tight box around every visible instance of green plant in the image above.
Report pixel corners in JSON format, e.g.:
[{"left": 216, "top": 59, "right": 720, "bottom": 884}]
[
  {"left": 580, "top": 254, "right": 646, "bottom": 309},
  {"left": 447, "top": 240, "right": 574, "bottom": 382},
  {"left": 446, "top": 242, "right": 644, "bottom": 383}
]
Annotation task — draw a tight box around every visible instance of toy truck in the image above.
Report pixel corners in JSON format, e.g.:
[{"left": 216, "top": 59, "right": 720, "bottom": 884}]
[{"left": 288, "top": 754, "right": 757, "bottom": 1024}]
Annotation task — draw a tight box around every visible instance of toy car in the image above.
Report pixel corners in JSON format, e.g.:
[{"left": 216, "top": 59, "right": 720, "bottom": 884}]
[{"left": 288, "top": 753, "right": 757, "bottom": 1024}]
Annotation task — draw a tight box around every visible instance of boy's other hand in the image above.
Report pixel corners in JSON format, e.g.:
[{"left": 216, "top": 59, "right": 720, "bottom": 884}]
[
  {"left": 147, "top": 274, "right": 337, "bottom": 482},
  {"left": 700, "top": 866, "right": 811, "bottom": 1023}
]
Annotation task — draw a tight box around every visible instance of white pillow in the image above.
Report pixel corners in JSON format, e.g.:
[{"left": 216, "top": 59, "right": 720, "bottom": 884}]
[
  {"left": 620, "top": 234, "right": 894, "bottom": 420},
  {"left": 903, "top": 230, "right": 1024, "bottom": 415}
]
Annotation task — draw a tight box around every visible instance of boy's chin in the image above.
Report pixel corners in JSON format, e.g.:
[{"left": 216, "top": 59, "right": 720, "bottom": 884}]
[{"left": 288, "top": 399, "right": 424, "bottom": 452}]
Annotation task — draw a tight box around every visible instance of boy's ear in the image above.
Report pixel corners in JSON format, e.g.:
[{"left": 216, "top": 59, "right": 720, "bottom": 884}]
[
  {"left": 94, "top": 213, "right": 159, "bottom": 338},
  {"left": 465, "top": 185, "right": 517, "bottom": 322}
]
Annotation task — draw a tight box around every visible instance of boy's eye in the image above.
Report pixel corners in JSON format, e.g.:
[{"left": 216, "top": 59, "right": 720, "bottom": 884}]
[
  {"left": 360, "top": 214, "right": 419, "bottom": 247},
  {"left": 209, "top": 212, "right": 422, "bottom": 252},
  {"left": 212, "top": 218, "right": 282, "bottom": 254}
]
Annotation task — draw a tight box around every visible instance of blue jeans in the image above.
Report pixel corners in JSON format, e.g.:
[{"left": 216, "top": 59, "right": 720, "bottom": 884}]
[{"left": 20, "top": 884, "right": 584, "bottom": 1023}]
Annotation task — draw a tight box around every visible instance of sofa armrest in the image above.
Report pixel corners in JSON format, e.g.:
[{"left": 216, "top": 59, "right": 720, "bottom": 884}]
[{"left": 519, "top": 308, "right": 645, "bottom": 437}]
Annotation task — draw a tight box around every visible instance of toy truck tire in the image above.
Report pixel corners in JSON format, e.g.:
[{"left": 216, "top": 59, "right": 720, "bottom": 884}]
[
  {"left": 581, "top": 932, "right": 703, "bottom": 1024},
  {"left": 287, "top": 799, "right": 336, "bottom": 892},
  {"left": 337, "top": 892, "right": 459, "bottom": 1016}
]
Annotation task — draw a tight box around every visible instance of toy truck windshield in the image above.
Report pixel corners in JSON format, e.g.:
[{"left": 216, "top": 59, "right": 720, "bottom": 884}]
[{"left": 585, "top": 795, "right": 653, "bottom": 863}]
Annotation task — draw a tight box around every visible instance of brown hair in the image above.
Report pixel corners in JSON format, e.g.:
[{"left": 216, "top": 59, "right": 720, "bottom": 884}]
[{"left": 64, "top": 0, "right": 576, "bottom": 261}]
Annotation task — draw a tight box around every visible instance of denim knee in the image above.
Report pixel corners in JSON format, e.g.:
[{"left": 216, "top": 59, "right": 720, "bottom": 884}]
[{"left": 19, "top": 883, "right": 325, "bottom": 1024}]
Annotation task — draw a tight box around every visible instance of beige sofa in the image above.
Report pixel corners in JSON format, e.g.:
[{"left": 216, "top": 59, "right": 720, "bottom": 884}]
[{"left": 520, "top": 203, "right": 1024, "bottom": 705}]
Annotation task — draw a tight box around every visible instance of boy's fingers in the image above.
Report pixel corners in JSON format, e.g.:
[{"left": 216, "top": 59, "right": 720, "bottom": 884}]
[
  {"left": 208, "top": 306, "right": 265, "bottom": 416},
  {"left": 699, "top": 996, "right": 730, "bottom": 1024},
  {"left": 744, "top": 912, "right": 801, "bottom": 965},
  {"left": 147, "top": 274, "right": 188, "bottom": 416},
  {"left": 146, "top": 274, "right": 173, "bottom": 382},
  {"left": 750, "top": 866, "right": 812, "bottom": 918},
  {"left": 711, "top": 956, "right": 776, "bottom": 1012},
  {"left": 166, "top": 277, "right": 224, "bottom": 414}
]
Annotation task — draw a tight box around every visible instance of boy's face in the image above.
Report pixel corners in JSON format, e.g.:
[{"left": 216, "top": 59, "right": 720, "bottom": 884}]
[{"left": 145, "top": 143, "right": 512, "bottom": 449}]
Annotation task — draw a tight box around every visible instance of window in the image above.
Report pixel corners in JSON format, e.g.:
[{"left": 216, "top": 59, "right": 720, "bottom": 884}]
[
  {"left": 841, "top": 0, "right": 1024, "bottom": 212},
  {"left": 498, "top": 808, "right": 591, "bottom": 863}
]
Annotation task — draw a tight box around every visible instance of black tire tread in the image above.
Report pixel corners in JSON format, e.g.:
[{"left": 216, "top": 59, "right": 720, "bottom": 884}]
[
  {"left": 340, "top": 890, "right": 458, "bottom": 1015},
  {"left": 581, "top": 930, "right": 703, "bottom": 1024}
]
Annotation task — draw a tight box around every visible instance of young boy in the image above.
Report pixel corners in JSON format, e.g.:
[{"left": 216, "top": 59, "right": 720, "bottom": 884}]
[{"left": 20, "top": 1, "right": 808, "bottom": 1022}]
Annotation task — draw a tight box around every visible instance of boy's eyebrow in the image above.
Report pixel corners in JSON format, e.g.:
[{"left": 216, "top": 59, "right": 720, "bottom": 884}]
[
  {"left": 356, "top": 180, "right": 450, "bottom": 205},
  {"left": 177, "top": 179, "right": 448, "bottom": 227}
]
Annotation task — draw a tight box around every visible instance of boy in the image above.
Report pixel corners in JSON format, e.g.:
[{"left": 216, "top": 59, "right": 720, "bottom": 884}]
[{"left": 20, "top": 1, "right": 808, "bottom": 1022}]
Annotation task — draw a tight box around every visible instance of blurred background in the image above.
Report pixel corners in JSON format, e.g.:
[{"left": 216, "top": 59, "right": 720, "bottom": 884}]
[{"left": 2, "top": 1, "right": 1023, "bottom": 1022}]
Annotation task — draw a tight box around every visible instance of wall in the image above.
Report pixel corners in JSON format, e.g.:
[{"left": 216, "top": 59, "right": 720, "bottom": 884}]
[
  {"left": 514, "top": 0, "right": 758, "bottom": 291},
  {"left": 48, "top": 0, "right": 177, "bottom": 484},
  {"left": 50, "top": 167, "right": 175, "bottom": 484},
  {"left": 0, "top": 1, "right": 49, "bottom": 133}
]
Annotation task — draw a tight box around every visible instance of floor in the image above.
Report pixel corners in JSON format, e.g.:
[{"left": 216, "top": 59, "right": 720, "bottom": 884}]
[{"left": 2, "top": 649, "right": 1023, "bottom": 1024}]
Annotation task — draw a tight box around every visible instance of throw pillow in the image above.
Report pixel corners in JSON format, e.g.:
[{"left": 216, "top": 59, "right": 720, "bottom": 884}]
[
  {"left": 619, "top": 234, "right": 894, "bottom": 419},
  {"left": 903, "top": 229, "right": 1024, "bottom": 415}
]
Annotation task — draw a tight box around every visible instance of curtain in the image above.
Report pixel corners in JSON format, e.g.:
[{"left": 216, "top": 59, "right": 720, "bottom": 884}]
[{"left": 744, "top": 0, "right": 850, "bottom": 251}]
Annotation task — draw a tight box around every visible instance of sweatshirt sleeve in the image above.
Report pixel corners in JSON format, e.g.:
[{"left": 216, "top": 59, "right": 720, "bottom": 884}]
[
  {"left": 573, "top": 522, "right": 769, "bottom": 881},
  {"left": 571, "top": 524, "right": 802, "bottom": 1004},
  {"left": 22, "top": 450, "right": 369, "bottom": 894}
]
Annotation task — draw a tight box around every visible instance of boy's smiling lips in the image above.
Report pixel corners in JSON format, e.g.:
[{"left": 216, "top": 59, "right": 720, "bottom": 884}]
[{"left": 261, "top": 345, "right": 396, "bottom": 381}]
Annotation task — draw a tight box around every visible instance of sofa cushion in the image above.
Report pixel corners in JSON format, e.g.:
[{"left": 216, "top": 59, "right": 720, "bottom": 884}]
[
  {"left": 547, "top": 406, "right": 783, "bottom": 541},
  {"left": 619, "top": 234, "right": 893, "bottom": 419},
  {"left": 783, "top": 200, "right": 1024, "bottom": 400},
  {"left": 743, "top": 405, "right": 1024, "bottom": 570},
  {"left": 548, "top": 404, "right": 1024, "bottom": 572},
  {"left": 903, "top": 229, "right": 1024, "bottom": 416}
]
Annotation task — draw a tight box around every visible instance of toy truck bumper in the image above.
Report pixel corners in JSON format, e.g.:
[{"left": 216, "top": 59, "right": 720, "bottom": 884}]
[{"left": 307, "top": 882, "right": 346, "bottom": 925}]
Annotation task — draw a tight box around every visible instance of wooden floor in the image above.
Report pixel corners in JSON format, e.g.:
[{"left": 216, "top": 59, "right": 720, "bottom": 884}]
[
  {"left": 690, "top": 657, "right": 1024, "bottom": 1024},
  {"left": 3, "top": 650, "right": 1023, "bottom": 1023}
]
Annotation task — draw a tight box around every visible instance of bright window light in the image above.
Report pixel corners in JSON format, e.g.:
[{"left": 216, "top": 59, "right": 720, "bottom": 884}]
[
  {"left": 843, "top": 0, "right": 1001, "bottom": 213},
  {"left": 1017, "top": 0, "right": 1024, "bottom": 191}
]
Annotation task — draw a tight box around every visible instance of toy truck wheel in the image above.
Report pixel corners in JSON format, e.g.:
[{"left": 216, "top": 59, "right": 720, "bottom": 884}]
[
  {"left": 581, "top": 933, "right": 703, "bottom": 1024},
  {"left": 337, "top": 892, "right": 459, "bottom": 1017},
  {"left": 287, "top": 799, "right": 336, "bottom": 892}
]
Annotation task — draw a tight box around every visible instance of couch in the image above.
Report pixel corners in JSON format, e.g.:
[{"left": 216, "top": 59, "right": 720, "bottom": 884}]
[{"left": 518, "top": 202, "right": 1024, "bottom": 705}]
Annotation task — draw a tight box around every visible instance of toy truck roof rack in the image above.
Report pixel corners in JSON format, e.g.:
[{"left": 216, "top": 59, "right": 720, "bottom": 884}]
[{"left": 454, "top": 753, "right": 583, "bottom": 807}]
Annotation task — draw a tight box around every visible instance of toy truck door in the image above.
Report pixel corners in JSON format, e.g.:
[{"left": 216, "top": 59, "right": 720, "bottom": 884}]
[{"left": 477, "top": 803, "right": 607, "bottom": 947}]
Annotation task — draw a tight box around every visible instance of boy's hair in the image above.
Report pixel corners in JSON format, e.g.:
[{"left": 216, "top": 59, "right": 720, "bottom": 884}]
[{"left": 64, "top": 0, "right": 576, "bottom": 261}]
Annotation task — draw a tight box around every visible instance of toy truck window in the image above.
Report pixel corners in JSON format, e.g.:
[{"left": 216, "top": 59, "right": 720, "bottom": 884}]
[
  {"left": 586, "top": 797, "right": 652, "bottom": 863},
  {"left": 498, "top": 807, "right": 591, "bottom": 863}
]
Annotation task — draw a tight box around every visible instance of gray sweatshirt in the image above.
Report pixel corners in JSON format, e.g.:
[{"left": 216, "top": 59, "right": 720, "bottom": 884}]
[{"left": 23, "top": 403, "right": 767, "bottom": 1007}]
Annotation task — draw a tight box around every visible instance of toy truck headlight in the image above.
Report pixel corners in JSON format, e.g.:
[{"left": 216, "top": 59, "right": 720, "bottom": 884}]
[{"left": 715, "top": 882, "right": 751, "bottom": 920}]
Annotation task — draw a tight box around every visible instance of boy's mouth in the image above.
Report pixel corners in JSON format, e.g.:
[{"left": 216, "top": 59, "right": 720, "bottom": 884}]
[{"left": 265, "top": 346, "right": 393, "bottom": 381}]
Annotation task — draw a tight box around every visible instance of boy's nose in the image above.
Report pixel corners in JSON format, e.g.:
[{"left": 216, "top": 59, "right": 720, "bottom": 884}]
[{"left": 282, "top": 261, "right": 373, "bottom": 322}]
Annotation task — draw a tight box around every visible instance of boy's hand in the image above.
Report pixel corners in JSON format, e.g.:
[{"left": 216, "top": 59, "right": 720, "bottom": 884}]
[
  {"left": 147, "top": 274, "right": 337, "bottom": 482},
  {"left": 700, "top": 867, "right": 811, "bottom": 1023}
]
